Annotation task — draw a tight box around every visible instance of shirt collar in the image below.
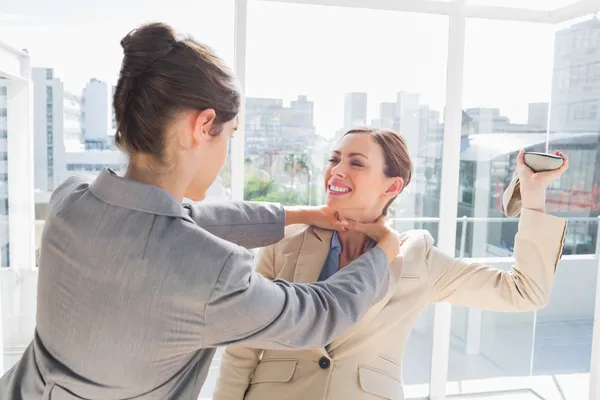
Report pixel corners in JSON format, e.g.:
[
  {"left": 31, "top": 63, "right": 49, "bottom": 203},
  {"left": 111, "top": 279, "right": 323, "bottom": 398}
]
[
  {"left": 330, "top": 230, "right": 342, "bottom": 250},
  {"left": 330, "top": 230, "right": 377, "bottom": 251},
  {"left": 89, "top": 169, "right": 194, "bottom": 222}
]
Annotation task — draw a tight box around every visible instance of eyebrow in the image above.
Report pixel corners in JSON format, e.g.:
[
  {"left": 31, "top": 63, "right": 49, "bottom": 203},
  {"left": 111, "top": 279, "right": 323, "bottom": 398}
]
[{"left": 332, "top": 150, "right": 369, "bottom": 159}]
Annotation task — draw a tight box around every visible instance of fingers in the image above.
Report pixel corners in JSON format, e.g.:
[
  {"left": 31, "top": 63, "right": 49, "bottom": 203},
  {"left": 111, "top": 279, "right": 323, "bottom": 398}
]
[
  {"left": 516, "top": 149, "right": 534, "bottom": 177},
  {"left": 516, "top": 148, "right": 525, "bottom": 166},
  {"left": 557, "top": 150, "right": 569, "bottom": 172}
]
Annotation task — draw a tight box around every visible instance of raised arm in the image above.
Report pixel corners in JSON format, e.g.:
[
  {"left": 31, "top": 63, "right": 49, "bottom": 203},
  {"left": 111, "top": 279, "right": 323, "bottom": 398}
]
[
  {"left": 428, "top": 208, "right": 566, "bottom": 311},
  {"left": 429, "top": 149, "right": 569, "bottom": 310},
  {"left": 212, "top": 245, "right": 278, "bottom": 400}
]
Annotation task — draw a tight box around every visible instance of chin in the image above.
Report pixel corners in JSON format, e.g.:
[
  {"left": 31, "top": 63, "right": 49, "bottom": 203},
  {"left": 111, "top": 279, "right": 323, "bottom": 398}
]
[{"left": 184, "top": 191, "right": 206, "bottom": 202}]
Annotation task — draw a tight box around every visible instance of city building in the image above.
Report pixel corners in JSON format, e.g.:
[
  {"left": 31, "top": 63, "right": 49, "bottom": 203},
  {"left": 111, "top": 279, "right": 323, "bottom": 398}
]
[
  {"left": 343, "top": 92, "right": 367, "bottom": 129},
  {"left": 31, "top": 67, "right": 79, "bottom": 192},
  {"left": 528, "top": 102, "right": 549, "bottom": 131},
  {"left": 550, "top": 16, "right": 600, "bottom": 133},
  {"left": 82, "top": 78, "right": 113, "bottom": 150}
]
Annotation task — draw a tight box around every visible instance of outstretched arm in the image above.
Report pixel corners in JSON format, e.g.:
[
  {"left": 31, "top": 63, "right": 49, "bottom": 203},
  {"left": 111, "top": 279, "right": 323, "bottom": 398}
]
[{"left": 185, "top": 202, "right": 343, "bottom": 248}]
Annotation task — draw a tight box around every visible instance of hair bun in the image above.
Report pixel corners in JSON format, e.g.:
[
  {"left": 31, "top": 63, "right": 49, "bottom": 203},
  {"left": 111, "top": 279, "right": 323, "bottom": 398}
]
[{"left": 120, "top": 23, "right": 177, "bottom": 76}]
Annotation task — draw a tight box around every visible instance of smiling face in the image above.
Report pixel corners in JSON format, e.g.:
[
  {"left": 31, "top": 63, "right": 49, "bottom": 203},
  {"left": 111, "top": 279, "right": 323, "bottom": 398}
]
[{"left": 324, "top": 130, "right": 410, "bottom": 222}]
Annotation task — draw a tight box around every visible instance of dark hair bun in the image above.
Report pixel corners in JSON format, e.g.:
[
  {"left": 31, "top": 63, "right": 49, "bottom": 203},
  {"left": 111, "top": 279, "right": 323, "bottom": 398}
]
[
  {"left": 113, "top": 22, "right": 240, "bottom": 159},
  {"left": 120, "top": 23, "right": 177, "bottom": 77}
]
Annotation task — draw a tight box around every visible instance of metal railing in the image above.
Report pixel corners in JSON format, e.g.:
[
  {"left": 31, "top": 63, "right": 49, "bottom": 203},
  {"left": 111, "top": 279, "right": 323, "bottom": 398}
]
[{"left": 390, "top": 215, "right": 600, "bottom": 259}]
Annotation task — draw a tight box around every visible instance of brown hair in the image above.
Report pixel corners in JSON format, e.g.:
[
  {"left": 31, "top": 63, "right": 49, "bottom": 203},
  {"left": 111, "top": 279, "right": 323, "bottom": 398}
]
[
  {"left": 113, "top": 22, "right": 240, "bottom": 161},
  {"left": 342, "top": 127, "right": 413, "bottom": 215}
]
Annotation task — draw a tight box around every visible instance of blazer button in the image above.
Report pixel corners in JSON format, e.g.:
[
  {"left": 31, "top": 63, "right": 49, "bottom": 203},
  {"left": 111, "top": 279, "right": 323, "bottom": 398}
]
[{"left": 318, "top": 357, "right": 331, "bottom": 369}]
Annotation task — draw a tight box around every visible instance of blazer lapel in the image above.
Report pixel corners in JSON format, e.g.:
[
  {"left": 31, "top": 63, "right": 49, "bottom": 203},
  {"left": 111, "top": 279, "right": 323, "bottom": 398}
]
[{"left": 292, "top": 227, "right": 333, "bottom": 283}]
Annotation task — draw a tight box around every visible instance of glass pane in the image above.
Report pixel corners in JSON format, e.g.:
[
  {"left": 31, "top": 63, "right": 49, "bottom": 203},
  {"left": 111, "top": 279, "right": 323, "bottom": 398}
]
[
  {"left": 548, "top": 14, "right": 600, "bottom": 257},
  {"left": 466, "top": 0, "right": 580, "bottom": 11},
  {"left": 244, "top": 1, "right": 449, "bottom": 394},
  {"left": 0, "top": 0, "right": 234, "bottom": 386},
  {"left": 450, "top": 14, "right": 600, "bottom": 399},
  {"left": 449, "top": 18, "right": 554, "bottom": 396},
  {"left": 532, "top": 12, "right": 600, "bottom": 399}
]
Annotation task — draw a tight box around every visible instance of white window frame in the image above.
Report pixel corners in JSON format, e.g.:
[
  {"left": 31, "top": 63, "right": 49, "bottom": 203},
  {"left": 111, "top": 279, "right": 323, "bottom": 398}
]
[{"left": 0, "top": 41, "right": 35, "bottom": 375}]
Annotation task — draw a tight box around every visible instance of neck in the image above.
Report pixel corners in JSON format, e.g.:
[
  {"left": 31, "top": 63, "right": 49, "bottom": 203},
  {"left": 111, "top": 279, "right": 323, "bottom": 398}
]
[
  {"left": 125, "top": 156, "right": 190, "bottom": 203},
  {"left": 336, "top": 210, "right": 378, "bottom": 265}
]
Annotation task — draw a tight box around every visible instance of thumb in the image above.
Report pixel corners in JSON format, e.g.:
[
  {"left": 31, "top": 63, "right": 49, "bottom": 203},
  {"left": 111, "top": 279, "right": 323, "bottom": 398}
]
[{"left": 341, "top": 219, "right": 366, "bottom": 232}]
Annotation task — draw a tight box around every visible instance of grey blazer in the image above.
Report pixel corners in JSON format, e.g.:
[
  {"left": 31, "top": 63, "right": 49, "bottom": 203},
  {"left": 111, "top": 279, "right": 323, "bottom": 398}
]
[{"left": 0, "top": 169, "right": 390, "bottom": 400}]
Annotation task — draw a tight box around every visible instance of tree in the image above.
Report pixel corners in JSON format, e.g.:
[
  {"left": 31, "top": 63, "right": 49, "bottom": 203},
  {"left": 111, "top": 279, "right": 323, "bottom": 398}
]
[
  {"left": 284, "top": 153, "right": 300, "bottom": 188},
  {"left": 296, "top": 151, "right": 312, "bottom": 205},
  {"left": 244, "top": 173, "right": 302, "bottom": 205}
]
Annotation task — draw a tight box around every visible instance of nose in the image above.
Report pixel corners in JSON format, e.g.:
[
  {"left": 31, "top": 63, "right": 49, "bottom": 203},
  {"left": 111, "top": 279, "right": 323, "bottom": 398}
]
[{"left": 331, "top": 163, "right": 347, "bottom": 178}]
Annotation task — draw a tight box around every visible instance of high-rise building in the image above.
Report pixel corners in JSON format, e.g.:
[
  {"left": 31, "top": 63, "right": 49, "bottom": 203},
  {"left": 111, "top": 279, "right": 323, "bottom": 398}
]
[
  {"left": 378, "top": 102, "right": 396, "bottom": 129},
  {"left": 528, "top": 102, "right": 549, "bottom": 131},
  {"left": 396, "top": 91, "right": 421, "bottom": 156},
  {"left": 290, "top": 95, "right": 314, "bottom": 129},
  {"left": 82, "top": 78, "right": 112, "bottom": 150},
  {"left": 343, "top": 92, "right": 367, "bottom": 129},
  {"left": 550, "top": 16, "right": 600, "bottom": 133},
  {"left": 32, "top": 67, "right": 72, "bottom": 192}
]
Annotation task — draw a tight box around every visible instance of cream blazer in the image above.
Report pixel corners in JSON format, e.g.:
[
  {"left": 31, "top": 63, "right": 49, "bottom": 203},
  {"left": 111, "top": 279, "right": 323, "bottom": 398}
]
[{"left": 214, "top": 185, "right": 567, "bottom": 400}]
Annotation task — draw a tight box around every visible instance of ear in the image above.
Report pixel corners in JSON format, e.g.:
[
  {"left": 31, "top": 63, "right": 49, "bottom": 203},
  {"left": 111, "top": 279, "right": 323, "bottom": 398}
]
[
  {"left": 191, "top": 109, "right": 217, "bottom": 145},
  {"left": 384, "top": 177, "right": 404, "bottom": 199}
]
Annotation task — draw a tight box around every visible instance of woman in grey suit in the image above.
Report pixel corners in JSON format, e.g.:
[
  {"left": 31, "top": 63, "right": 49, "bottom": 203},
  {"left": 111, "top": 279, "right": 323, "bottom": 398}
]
[{"left": 0, "top": 23, "right": 401, "bottom": 400}]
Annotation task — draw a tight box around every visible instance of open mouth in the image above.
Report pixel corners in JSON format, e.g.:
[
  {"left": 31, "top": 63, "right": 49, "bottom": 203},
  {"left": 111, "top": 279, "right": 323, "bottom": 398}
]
[{"left": 328, "top": 184, "right": 352, "bottom": 196}]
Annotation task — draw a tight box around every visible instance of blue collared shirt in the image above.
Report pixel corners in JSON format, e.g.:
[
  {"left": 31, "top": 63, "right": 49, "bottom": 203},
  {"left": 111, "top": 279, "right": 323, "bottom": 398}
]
[{"left": 318, "top": 231, "right": 376, "bottom": 281}]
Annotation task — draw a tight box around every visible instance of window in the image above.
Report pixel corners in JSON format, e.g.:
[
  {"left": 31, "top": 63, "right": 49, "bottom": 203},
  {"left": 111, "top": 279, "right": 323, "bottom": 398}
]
[
  {"left": 451, "top": 15, "right": 600, "bottom": 397},
  {"left": 46, "top": 68, "right": 53, "bottom": 80},
  {"left": 245, "top": 2, "right": 448, "bottom": 392},
  {"left": 0, "top": 87, "right": 6, "bottom": 96},
  {"left": 452, "top": 17, "right": 558, "bottom": 390}
]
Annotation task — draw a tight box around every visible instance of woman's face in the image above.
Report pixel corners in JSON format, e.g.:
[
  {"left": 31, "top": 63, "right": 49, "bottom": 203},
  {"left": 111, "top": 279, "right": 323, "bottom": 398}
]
[{"left": 324, "top": 133, "right": 402, "bottom": 222}]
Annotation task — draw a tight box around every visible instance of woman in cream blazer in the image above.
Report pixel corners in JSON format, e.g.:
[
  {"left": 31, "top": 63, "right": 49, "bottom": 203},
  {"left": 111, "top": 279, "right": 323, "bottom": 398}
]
[{"left": 213, "top": 128, "right": 568, "bottom": 400}]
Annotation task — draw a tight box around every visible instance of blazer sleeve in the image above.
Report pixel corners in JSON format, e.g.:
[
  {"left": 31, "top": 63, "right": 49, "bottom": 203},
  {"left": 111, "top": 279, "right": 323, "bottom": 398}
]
[
  {"left": 202, "top": 244, "right": 390, "bottom": 349},
  {"left": 428, "top": 208, "right": 567, "bottom": 311},
  {"left": 184, "top": 201, "right": 285, "bottom": 249},
  {"left": 212, "top": 245, "right": 277, "bottom": 400}
]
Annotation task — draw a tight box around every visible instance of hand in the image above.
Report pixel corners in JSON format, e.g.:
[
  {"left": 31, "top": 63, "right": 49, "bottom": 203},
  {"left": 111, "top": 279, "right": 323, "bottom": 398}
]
[
  {"left": 517, "top": 149, "right": 569, "bottom": 212},
  {"left": 342, "top": 216, "right": 401, "bottom": 263},
  {"left": 284, "top": 205, "right": 344, "bottom": 231}
]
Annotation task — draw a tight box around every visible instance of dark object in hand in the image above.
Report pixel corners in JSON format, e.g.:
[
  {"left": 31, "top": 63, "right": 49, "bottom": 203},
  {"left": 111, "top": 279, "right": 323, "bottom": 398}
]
[{"left": 523, "top": 152, "right": 564, "bottom": 173}]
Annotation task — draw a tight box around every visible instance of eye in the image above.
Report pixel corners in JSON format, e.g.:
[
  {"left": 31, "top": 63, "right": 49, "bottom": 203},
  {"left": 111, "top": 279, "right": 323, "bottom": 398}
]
[
  {"left": 351, "top": 161, "right": 364, "bottom": 167},
  {"left": 328, "top": 158, "right": 339, "bottom": 164}
]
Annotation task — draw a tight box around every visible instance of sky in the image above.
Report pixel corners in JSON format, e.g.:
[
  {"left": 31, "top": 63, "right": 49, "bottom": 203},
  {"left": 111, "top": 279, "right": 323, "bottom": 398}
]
[{"left": 0, "top": 0, "right": 577, "bottom": 137}]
